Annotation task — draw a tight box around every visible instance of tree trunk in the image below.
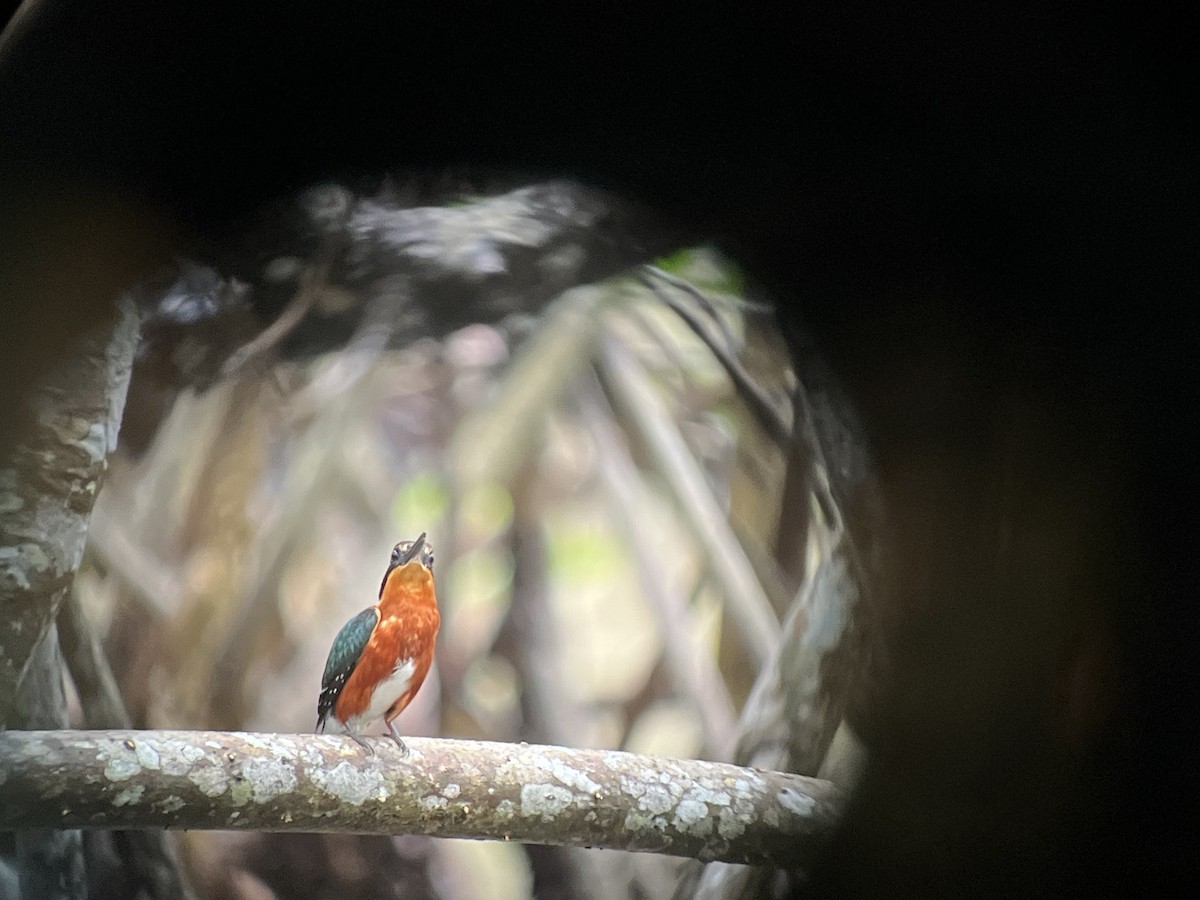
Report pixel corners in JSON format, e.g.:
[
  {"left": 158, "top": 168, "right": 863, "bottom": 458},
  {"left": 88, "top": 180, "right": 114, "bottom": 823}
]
[
  {"left": 1, "top": 296, "right": 140, "bottom": 899},
  {"left": 0, "top": 297, "right": 139, "bottom": 723}
]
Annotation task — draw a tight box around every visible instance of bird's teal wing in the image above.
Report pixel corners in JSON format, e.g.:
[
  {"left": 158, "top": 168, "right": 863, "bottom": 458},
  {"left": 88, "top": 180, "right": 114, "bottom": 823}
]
[{"left": 316, "top": 607, "right": 379, "bottom": 731}]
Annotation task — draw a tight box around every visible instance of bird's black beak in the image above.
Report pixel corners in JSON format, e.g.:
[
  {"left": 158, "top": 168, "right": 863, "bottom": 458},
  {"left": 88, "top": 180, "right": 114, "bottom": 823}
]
[{"left": 398, "top": 532, "right": 427, "bottom": 566}]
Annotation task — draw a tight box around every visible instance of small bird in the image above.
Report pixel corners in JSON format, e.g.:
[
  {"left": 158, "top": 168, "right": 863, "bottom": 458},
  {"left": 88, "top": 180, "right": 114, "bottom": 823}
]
[{"left": 316, "top": 532, "right": 440, "bottom": 754}]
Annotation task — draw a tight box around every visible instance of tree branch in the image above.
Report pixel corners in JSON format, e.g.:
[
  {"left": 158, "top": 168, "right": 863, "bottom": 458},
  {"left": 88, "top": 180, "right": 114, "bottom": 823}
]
[
  {"left": 688, "top": 380, "right": 882, "bottom": 900},
  {"left": 0, "top": 731, "right": 843, "bottom": 869},
  {"left": 576, "top": 373, "right": 739, "bottom": 760},
  {"left": 57, "top": 590, "right": 133, "bottom": 731},
  {"left": 637, "top": 269, "right": 792, "bottom": 446},
  {"left": 86, "top": 499, "right": 183, "bottom": 619},
  {"left": 598, "top": 336, "right": 780, "bottom": 670}
]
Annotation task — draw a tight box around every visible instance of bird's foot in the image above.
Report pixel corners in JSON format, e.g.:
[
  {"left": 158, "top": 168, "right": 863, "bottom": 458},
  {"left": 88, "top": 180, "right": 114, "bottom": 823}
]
[
  {"left": 387, "top": 720, "right": 410, "bottom": 758},
  {"left": 347, "top": 730, "right": 375, "bottom": 756}
]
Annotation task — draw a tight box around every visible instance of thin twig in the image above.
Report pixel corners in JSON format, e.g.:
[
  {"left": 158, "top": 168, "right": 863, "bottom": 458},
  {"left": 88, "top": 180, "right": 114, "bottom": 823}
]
[
  {"left": 446, "top": 284, "right": 615, "bottom": 488},
  {"left": 642, "top": 266, "right": 774, "bottom": 315},
  {"left": 641, "top": 267, "right": 742, "bottom": 357},
  {"left": 638, "top": 269, "right": 791, "bottom": 445},
  {"left": 58, "top": 589, "right": 133, "bottom": 730},
  {"left": 219, "top": 270, "right": 320, "bottom": 378},
  {"left": 597, "top": 337, "right": 780, "bottom": 670},
  {"left": 575, "top": 373, "right": 739, "bottom": 760},
  {"left": 86, "top": 501, "right": 183, "bottom": 620},
  {"left": 206, "top": 383, "right": 376, "bottom": 728},
  {"left": 284, "top": 290, "right": 403, "bottom": 422},
  {"left": 221, "top": 198, "right": 354, "bottom": 379},
  {"left": 623, "top": 305, "right": 701, "bottom": 388}
]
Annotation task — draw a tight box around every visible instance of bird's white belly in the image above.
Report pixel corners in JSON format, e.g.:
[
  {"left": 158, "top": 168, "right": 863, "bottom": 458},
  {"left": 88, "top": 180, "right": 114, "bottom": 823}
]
[{"left": 342, "top": 658, "right": 415, "bottom": 733}]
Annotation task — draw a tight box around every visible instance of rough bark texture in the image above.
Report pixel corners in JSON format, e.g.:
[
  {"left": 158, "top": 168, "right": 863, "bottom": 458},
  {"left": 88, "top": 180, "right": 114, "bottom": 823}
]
[
  {"left": 0, "top": 296, "right": 139, "bottom": 726},
  {"left": 0, "top": 731, "right": 844, "bottom": 869},
  {"left": 1, "top": 295, "right": 139, "bottom": 899}
]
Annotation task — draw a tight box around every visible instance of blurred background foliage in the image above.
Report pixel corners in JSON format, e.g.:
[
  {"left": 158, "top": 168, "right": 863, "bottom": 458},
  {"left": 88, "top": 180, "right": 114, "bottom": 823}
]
[{"left": 73, "top": 246, "right": 806, "bottom": 900}]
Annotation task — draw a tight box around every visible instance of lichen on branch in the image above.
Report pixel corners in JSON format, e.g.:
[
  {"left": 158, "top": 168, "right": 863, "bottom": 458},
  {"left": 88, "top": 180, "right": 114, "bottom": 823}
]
[{"left": 0, "top": 731, "right": 843, "bottom": 868}]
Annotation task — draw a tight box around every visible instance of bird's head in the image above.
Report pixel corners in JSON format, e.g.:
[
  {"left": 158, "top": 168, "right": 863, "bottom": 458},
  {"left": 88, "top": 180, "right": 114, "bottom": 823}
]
[{"left": 379, "top": 532, "right": 435, "bottom": 597}]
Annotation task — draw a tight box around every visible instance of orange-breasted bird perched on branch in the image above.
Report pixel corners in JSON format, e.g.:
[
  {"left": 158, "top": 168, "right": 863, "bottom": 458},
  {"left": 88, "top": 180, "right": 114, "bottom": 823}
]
[{"left": 316, "top": 533, "right": 440, "bottom": 754}]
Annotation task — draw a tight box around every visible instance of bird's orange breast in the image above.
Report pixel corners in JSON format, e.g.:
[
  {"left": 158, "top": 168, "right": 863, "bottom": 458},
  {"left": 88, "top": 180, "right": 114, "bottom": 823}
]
[{"left": 334, "top": 562, "right": 440, "bottom": 723}]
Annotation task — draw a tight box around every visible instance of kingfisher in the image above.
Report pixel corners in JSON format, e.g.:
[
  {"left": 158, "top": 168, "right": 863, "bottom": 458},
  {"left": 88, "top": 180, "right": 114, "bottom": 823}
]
[{"left": 316, "top": 532, "right": 440, "bottom": 754}]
